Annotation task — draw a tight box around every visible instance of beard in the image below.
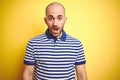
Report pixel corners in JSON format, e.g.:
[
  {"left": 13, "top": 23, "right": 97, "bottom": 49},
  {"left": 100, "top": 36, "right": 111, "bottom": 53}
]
[{"left": 49, "top": 25, "right": 63, "bottom": 38}]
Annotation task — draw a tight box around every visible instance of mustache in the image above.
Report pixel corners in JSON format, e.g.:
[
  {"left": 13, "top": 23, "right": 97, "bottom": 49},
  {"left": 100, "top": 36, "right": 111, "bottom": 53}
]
[
  {"left": 52, "top": 25, "right": 58, "bottom": 27},
  {"left": 52, "top": 26, "right": 59, "bottom": 29}
]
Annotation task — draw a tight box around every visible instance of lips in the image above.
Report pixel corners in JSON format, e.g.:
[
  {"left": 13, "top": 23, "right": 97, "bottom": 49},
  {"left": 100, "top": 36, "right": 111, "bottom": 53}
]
[
  {"left": 52, "top": 27, "right": 59, "bottom": 33},
  {"left": 53, "top": 27, "right": 58, "bottom": 30}
]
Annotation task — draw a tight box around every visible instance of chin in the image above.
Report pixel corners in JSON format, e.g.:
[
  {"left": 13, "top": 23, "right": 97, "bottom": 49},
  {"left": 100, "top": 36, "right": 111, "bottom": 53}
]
[
  {"left": 53, "top": 34, "right": 59, "bottom": 38},
  {"left": 52, "top": 31, "right": 62, "bottom": 38},
  {"left": 53, "top": 33, "right": 60, "bottom": 38}
]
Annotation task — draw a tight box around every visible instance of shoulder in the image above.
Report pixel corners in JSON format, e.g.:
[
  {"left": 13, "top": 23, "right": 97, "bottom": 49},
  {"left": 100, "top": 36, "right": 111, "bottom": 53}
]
[
  {"left": 66, "top": 34, "right": 82, "bottom": 43},
  {"left": 65, "top": 34, "right": 84, "bottom": 49},
  {"left": 28, "top": 33, "right": 47, "bottom": 44}
]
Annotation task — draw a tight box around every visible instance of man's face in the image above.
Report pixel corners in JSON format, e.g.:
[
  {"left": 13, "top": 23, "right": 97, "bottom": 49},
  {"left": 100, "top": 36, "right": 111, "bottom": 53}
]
[{"left": 44, "top": 4, "right": 67, "bottom": 38}]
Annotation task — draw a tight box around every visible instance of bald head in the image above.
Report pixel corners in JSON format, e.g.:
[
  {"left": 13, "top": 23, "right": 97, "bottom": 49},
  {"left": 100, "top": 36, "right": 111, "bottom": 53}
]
[{"left": 45, "top": 2, "right": 65, "bottom": 16}]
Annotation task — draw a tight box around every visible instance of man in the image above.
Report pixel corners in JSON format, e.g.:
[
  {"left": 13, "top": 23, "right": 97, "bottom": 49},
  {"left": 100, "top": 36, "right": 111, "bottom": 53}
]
[{"left": 23, "top": 2, "right": 87, "bottom": 80}]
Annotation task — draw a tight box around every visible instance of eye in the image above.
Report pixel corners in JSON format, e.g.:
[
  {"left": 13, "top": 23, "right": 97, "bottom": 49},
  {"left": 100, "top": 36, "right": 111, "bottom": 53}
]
[
  {"left": 48, "top": 17, "right": 54, "bottom": 21},
  {"left": 58, "top": 17, "right": 62, "bottom": 21}
]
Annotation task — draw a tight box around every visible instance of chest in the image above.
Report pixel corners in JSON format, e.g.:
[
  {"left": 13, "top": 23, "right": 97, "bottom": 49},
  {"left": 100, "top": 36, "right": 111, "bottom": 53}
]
[
  {"left": 34, "top": 43, "right": 79, "bottom": 65},
  {"left": 33, "top": 39, "right": 80, "bottom": 65}
]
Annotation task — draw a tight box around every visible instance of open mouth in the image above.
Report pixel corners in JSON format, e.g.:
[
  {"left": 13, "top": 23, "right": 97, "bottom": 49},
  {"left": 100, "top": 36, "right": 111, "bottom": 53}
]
[
  {"left": 52, "top": 27, "right": 59, "bottom": 31},
  {"left": 52, "top": 27, "right": 59, "bottom": 34},
  {"left": 53, "top": 27, "right": 58, "bottom": 30}
]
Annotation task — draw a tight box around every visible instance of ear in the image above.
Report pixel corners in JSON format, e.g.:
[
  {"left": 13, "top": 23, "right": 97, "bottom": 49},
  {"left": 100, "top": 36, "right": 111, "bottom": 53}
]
[
  {"left": 44, "top": 17, "right": 47, "bottom": 25},
  {"left": 65, "top": 17, "right": 67, "bottom": 23}
]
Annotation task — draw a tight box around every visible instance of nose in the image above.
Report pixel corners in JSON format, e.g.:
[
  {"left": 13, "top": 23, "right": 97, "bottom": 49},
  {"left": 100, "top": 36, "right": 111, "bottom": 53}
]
[{"left": 53, "top": 19, "right": 58, "bottom": 26}]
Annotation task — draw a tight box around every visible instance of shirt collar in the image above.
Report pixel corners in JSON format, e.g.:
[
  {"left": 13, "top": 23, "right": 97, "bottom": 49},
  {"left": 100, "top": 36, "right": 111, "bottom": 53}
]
[{"left": 45, "top": 29, "right": 66, "bottom": 41}]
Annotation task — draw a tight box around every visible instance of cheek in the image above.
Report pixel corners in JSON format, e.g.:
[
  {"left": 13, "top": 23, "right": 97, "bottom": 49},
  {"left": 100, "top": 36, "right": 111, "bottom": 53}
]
[
  {"left": 46, "top": 21, "right": 53, "bottom": 27},
  {"left": 60, "top": 21, "right": 65, "bottom": 26}
]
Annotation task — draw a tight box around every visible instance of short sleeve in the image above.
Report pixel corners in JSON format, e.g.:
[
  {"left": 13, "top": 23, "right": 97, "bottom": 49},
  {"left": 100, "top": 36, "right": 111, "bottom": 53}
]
[
  {"left": 75, "top": 42, "right": 86, "bottom": 65},
  {"left": 24, "top": 40, "right": 35, "bottom": 65}
]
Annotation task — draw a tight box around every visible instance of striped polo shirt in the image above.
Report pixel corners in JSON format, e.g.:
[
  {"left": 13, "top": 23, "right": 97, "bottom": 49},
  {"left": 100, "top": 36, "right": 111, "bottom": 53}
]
[{"left": 24, "top": 29, "right": 86, "bottom": 80}]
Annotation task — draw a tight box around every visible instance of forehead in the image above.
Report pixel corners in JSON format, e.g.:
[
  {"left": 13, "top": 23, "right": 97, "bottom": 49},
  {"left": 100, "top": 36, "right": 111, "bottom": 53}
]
[{"left": 46, "top": 4, "right": 65, "bottom": 17}]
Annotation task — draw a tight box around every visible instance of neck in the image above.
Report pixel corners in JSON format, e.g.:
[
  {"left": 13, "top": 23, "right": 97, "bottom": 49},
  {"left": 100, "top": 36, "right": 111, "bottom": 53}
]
[
  {"left": 56, "top": 32, "right": 62, "bottom": 39},
  {"left": 48, "top": 30, "right": 63, "bottom": 39}
]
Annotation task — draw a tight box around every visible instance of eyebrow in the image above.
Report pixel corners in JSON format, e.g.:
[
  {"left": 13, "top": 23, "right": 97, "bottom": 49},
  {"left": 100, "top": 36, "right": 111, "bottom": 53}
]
[
  {"left": 48, "top": 15, "right": 53, "bottom": 17},
  {"left": 47, "top": 15, "right": 63, "bottom": 18},
  {"left": 58, "top": 15, "right": 63, "bottom": 17}
]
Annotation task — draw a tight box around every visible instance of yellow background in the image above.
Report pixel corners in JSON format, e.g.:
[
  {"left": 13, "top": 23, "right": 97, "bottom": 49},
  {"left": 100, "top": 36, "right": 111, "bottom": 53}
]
[{"left": 0, "top": 0, "right": 120, "bottom": 80}]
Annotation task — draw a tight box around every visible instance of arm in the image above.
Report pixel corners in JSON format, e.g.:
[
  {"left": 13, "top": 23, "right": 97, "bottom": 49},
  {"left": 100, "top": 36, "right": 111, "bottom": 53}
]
[
  {"left": 23, "top": 65, "right": 35, "bottom": 80},
  {"left": 75, "top": 64, "right": 88, "bottom": 80}
]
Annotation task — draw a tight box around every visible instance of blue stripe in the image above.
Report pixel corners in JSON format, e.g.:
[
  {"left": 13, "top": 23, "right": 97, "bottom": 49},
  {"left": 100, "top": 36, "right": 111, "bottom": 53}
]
[
  {"left": 35, "top": 53, "right": 77, "bottom": 56},
  {"left": 37, "top": 67, "right": 74, "bottom": 73},
  {"left": 34, "top": 51, "right": 82, "bottom": 53},
  {"left": 75, "top": 61, "right": 86, "bottom": 65},
  {"left": 34, "top": 47, "right": 81, "bottom": 50},
  {"left": 36, "top": 64, "right": 74, "bottom": 69},
  {"left": 33, "top": 45, "right": 82, "bottom": 48},
  {"left": 24, "top": 60, "right": 35, "bottom": 65}
]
